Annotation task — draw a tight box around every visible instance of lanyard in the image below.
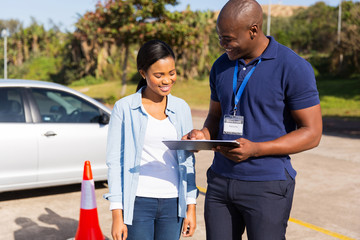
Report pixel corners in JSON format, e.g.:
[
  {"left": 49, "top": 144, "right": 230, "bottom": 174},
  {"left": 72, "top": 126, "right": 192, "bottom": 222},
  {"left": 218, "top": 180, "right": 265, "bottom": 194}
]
[{"left": 232, "top": 58, "right": 261, "bottom": 115}]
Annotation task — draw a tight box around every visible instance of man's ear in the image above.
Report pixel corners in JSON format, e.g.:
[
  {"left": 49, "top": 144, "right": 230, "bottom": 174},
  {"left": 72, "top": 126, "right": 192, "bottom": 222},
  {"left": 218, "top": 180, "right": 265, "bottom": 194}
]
[{"left": 250, "top": 24, "right": 258, "bottom": 39}]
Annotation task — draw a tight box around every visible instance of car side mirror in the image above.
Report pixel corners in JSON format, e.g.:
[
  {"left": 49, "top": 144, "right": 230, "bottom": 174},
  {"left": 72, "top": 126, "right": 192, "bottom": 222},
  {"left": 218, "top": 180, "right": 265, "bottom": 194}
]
[{"left": 99, "top": 114, "right": 110, "bottom": 125}]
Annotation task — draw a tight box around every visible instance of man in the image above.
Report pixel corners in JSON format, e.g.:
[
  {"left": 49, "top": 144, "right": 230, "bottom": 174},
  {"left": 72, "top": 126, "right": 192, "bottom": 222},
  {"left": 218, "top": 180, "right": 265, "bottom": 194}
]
[{"left": 184, "top": 0, "right": 323, "bottom": 239}]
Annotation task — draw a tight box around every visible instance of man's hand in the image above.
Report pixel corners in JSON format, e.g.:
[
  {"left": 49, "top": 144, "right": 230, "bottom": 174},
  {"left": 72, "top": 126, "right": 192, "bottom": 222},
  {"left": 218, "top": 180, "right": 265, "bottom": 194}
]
[
  {"left": 182, "top": 129, "right": 207, "bottom": 140},
  {"left": 181, "top": 130, "right": 207, "bottom": 152},
  {"left": 215, "top": 138, "right": 261, "bottom": 162}
]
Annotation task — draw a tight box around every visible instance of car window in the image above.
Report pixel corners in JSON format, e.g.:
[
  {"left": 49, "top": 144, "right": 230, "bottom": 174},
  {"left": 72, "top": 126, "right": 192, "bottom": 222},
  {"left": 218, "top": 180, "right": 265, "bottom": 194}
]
[
  {"left": 31, "top": 88, "right": 102, "bottom": 123},
  {"left": 0, "top": 88, "right": 25, "bottom": 123}
]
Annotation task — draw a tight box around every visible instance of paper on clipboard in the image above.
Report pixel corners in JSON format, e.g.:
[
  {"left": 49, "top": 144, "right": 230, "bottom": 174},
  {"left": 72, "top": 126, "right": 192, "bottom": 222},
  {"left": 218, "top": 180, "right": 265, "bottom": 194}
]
[{"left": 162, "top": 140, "right": 240, "bottom": 151}]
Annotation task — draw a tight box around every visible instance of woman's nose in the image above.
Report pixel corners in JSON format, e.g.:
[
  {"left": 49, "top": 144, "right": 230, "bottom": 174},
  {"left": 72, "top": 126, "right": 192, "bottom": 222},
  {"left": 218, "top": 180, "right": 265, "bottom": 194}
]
[
  {"left": 163, "top": 74, "right": 176, "bottom": 84},
  {"left": 162, "top": 77, "right": 172, "bottom": 84}
]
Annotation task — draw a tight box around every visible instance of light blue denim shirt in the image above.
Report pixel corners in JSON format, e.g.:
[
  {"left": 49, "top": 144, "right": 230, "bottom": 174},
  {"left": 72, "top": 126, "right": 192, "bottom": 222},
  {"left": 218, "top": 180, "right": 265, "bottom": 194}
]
[{"left": 103, "top": 87, "right": 198, "bottom": 225}]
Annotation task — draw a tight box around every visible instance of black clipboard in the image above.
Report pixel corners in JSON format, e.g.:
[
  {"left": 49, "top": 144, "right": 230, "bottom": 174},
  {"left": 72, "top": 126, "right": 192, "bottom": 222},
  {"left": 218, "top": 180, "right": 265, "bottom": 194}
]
[{"left": 162, "top": 140, "right": 240, "bottom": 151}]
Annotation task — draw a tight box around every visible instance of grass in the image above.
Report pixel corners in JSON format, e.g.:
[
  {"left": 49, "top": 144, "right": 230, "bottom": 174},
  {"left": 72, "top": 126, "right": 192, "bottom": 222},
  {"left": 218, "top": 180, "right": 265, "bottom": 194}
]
[
  {"left": 71, "top": 77, "right": 360, "bottom": 118},
  {"left": 72, "top": 81, "right": 133, "bottom": 101},
  {"left": 317, "top": 77, "right": 360, "bottom": 117},
  {"left": 170, "top": 80, "right": 211, "bottom": 110},
  {"left": 72, "top": 79, "right": 211, "bottom": 110}
]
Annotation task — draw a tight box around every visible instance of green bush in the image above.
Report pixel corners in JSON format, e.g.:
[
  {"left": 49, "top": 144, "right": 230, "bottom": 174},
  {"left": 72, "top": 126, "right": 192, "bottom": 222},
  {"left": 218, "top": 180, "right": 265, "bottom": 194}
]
[
  {"left": 308, "top": 54, "right": 331, "bottom": 77},
  {"left": 8, "top": 56, "right": 60, "bottom": 81}
]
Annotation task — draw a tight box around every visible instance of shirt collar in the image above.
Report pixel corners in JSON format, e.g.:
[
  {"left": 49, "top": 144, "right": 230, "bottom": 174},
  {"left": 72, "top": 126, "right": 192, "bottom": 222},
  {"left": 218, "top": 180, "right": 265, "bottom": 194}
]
[
  {"left": 238, "top": 36, "right": 277, "bottom": 65},
  {"left": 130, "top": 86, "right": 176, "bottom": 114},
  {"left": 260, "top": 36, "right": 278, "bottom": 60}
]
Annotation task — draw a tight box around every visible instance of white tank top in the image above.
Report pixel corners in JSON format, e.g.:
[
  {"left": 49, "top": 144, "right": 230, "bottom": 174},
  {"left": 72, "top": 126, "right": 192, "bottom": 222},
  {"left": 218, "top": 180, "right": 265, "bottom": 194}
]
[{"left": 136, "top": 109, "right": 179, "bottom": 198}]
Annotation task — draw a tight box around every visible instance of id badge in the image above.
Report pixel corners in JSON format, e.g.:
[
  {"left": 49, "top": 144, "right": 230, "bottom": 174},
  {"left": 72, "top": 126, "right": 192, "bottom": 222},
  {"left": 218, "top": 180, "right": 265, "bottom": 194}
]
[{"left": 223, "top": 115, "right": 244, "bottom": 135}]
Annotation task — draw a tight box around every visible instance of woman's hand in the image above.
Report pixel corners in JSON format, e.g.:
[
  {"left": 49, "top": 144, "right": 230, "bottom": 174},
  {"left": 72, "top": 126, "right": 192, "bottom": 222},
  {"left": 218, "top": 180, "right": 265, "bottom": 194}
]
[
  {"left": 111, "top": 209, "right": 128, "bottom": 240},
  {"left": 182, "top": 204, "right": 196, "bottom": 237}
]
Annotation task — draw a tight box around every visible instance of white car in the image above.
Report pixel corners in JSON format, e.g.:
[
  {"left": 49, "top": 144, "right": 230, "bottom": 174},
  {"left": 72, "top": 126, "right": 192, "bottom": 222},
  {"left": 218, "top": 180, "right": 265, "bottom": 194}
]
[{"left": 0, "top": 79, "right": 111, "bottom": 192}]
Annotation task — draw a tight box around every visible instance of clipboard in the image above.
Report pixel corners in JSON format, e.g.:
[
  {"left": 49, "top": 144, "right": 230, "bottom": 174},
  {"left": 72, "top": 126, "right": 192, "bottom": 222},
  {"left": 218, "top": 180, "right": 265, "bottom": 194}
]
[{"left": 162, "top": 140, "right": 240, "bottom": 151}]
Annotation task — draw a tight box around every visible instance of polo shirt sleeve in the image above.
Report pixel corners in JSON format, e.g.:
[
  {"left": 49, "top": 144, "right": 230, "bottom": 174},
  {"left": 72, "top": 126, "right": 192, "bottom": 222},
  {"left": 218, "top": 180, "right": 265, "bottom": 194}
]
[
  {"left": 285, "top": 59, "right": 320, "bottom": 110},
  {"left": 181, "top": 101, "right": 198, "bottom": 202}
]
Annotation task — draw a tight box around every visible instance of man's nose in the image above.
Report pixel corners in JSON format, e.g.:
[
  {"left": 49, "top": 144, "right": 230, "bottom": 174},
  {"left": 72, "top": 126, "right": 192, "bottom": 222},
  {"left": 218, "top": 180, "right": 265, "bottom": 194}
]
[{"left": 219, "top": 38, "right": 227, "bottom": 48}]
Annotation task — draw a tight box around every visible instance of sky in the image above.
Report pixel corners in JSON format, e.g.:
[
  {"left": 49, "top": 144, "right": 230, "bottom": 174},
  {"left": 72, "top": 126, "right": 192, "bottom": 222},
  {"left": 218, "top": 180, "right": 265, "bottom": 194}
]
[{"left": 0, "top": 0, "right": 349, "bottom": 32}]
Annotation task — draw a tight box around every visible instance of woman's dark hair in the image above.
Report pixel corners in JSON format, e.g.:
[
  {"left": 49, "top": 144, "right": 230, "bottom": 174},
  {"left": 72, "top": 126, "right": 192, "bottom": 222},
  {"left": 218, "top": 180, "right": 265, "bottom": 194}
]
[{"left": 136, "top": 40, "right": 176, "bottom": 92}]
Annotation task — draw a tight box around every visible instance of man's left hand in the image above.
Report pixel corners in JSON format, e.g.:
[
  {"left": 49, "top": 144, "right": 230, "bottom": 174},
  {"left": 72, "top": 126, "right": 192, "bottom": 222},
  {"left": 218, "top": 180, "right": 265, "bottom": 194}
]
[{"left": 215, "top": 138, "right": 260, "bottom": 162}]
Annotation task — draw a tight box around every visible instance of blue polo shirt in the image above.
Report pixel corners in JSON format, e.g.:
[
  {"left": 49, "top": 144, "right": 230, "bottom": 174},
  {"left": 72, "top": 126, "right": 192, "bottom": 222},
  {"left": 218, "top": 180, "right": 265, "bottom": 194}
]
[{"left": 210, "top": 36, "right": 320, "bottom": 181}]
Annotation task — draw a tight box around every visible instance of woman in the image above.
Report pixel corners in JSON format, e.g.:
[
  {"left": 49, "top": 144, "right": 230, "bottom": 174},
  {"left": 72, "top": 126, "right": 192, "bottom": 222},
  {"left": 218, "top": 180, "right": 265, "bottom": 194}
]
[{"left": 104, "top": 40, "right": 198, "bottom": 240}]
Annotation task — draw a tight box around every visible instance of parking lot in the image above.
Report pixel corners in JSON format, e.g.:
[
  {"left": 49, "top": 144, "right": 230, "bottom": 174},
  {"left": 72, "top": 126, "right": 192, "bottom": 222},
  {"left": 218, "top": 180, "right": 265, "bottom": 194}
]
[{"left": 0, "top": 114, "right": 359, "bottom": 240}]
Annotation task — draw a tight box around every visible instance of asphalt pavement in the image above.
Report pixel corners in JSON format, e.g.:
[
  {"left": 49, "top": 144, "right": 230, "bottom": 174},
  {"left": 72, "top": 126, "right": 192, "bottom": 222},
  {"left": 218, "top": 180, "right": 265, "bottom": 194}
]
[{"left": 0, "top": 113, "right": 359, "bottom": 240}]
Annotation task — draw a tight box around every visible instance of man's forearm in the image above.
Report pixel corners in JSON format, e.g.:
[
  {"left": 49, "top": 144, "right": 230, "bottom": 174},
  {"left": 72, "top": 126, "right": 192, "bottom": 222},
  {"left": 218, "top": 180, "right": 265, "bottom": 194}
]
[
  {"left": 255, "top": 125, "right": 322, "bottom": 157},
  {"left": 255, "top": 105, "right": 322, "bottom": 157},
  {"left": 203, "top": 113, "right": 220, "bottom": 140}
]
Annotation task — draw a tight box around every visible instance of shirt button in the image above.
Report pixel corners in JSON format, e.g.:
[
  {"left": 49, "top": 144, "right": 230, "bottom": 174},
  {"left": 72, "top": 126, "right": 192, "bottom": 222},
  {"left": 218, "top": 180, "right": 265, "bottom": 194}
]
[{"left": 243, "top": 67, "right": 246, "bottom": 71}]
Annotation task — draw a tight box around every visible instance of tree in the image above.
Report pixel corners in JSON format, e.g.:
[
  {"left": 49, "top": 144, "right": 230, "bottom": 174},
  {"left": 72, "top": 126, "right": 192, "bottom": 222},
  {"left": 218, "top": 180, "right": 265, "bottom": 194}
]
[
  {"left": 74, "top": 0, "right": 180, "bottom": 95},
  {"left": 330, "top": 1, "right": 360, "bottom": 76},
  {"left": 288, "top": 2, "right": 337, "bottom": 54}
]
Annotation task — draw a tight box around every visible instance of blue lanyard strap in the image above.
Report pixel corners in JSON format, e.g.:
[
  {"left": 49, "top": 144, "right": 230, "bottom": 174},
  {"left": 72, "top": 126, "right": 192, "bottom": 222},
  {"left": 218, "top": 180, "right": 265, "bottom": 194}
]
[{"left": 232, "top": 58, "right": 262, "bottom": 115}]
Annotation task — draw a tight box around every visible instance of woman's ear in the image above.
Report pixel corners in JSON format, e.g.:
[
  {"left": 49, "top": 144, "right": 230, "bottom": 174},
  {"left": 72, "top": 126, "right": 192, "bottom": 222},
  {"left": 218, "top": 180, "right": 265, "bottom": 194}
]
[{"left": 139, "top": 70, "right": 146, "bottom": 79}]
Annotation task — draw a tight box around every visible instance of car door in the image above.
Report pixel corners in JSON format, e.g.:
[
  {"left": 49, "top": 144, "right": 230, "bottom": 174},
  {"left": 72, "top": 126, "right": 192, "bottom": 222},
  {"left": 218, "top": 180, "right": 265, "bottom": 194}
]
[
  {"left": 29, "top": 87, "right": 109, "bottom": 184},
  {"left": 0, "top": 87, "right": 38, "bottom": 192}
]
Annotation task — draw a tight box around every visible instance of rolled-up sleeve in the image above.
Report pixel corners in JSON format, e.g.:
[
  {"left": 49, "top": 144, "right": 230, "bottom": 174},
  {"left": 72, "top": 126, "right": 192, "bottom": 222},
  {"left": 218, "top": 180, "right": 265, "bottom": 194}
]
[
  {"left": 183, "top": 104, "right": 198, "bottom": 203},
  {"left": 103, "top": 102, "right": 124, "bottom": 204}
]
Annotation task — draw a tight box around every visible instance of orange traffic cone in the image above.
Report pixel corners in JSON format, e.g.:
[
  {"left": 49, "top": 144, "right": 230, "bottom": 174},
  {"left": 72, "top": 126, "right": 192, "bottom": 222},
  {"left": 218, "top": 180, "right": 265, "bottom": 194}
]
[{"left": 75, "top": 161, "right": 104, "bottom": 240}]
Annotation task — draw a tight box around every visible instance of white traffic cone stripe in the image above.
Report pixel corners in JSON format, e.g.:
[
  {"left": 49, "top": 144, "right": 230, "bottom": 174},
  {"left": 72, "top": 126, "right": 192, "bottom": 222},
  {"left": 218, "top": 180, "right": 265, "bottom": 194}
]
[{"left": 80, "top": 179, "right": 97, "bottom": 209}]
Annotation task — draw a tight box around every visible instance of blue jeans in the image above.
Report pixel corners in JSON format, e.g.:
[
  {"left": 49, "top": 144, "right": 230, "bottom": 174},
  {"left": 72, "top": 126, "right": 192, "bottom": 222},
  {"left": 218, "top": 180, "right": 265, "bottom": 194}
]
[
  {"left": 127, "top": 197, "right": 183, "bottom": 240},
  {"left": 205, "top": 167, "right": 295, "bottom": 240}
]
